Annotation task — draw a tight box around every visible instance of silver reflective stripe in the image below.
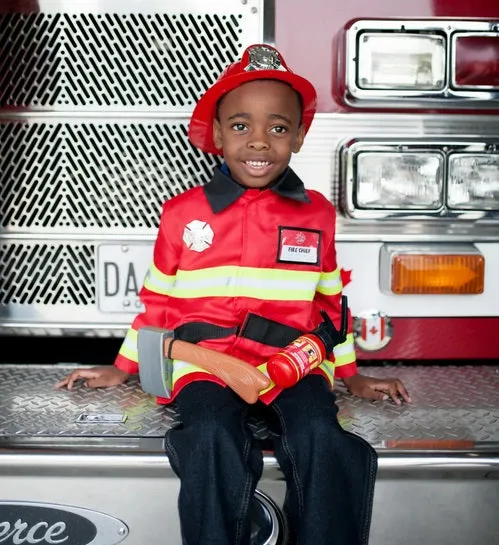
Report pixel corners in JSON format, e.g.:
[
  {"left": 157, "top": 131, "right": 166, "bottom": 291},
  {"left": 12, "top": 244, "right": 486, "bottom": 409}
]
[{"left": 172, "top": 275, "right": 318, "bottom": 292}]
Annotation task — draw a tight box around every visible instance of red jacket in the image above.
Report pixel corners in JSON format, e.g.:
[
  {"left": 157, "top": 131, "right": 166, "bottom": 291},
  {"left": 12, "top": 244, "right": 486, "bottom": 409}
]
[{"left": 114, "top": 166, "right": 357, "bottom": 404}]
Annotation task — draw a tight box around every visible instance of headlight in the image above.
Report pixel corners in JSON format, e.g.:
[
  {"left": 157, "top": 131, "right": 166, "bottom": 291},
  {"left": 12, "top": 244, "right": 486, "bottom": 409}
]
[
  {"left": 355, "top": 152, "right": 443, "bottom": 209},
  {"left": 342, "top": 139, "right": 499, "bottom": 219},
  {"left": 448, "top": 154, "right": 499, "bottom": 210},
  {"left": 358, "top": 33, "right": 446, "bottom": 91},
  {"left": 340, "top": 19, "right": 499, "bottom": 109}
]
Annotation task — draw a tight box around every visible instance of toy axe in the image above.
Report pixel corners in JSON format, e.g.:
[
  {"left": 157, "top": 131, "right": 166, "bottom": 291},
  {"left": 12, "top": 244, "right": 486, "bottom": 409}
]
[{"left": 137, "top": 327, "right": 270, "bottom": 404}]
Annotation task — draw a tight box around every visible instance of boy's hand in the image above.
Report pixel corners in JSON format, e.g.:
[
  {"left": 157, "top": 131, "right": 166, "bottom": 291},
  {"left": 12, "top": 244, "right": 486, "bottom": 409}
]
[
  {"left": 342, "top": 374, "right": 412, "bottom": 406},
  {"left": 55, "top": 366, "right": 129, "bottom": 390}
]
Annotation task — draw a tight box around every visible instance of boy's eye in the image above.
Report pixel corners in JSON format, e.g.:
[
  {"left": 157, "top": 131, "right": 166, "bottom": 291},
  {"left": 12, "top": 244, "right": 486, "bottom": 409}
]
[
  {"left": 271, "top": 125, "right": 288, "bottom": 134},
  {"left": 231, "top": 123, "right": 247, "bottom": 132}
]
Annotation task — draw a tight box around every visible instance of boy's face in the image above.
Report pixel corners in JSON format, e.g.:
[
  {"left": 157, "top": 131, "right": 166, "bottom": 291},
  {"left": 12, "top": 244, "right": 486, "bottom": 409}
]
[{"left": 212, "top": 80, "right": 305, "bottom": 189}]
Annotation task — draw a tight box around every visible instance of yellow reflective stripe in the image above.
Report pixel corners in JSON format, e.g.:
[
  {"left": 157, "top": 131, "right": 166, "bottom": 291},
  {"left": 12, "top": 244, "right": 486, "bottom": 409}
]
[
  {"left": 333, "top": 333, "right": 356, "bottom": 366},
  {"left": 119, "top": 329, "right": 139, "bottom": 362},
  {"left": 319, "top": 358, "right": 335, "bottom": 384},
  {"left": 171, "top": 266, "right": 320, "bottom": 301},
  {"left": 143, "top": 263, "right": 176, "bottom": 295},
  {"left": 172, "top": 360, "right": 211, "bottom": 382},
  {"left": 316, "top": 268, "right": 342, "bottom": 295}
]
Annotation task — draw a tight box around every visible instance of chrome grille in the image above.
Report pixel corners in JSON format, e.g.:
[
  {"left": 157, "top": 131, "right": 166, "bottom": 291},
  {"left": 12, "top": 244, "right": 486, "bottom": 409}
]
[
  {"left": 0, "top": 12, "right": 247, "bottom": 109},
  {"left": 0, "top": 120, "right": 220, "bottom": 231},
  {"left": 0, "top": 1, "right": 263, "bottom": 333},
  {"left": 0, "top": 241, "right": 94, "bottom": 306}
]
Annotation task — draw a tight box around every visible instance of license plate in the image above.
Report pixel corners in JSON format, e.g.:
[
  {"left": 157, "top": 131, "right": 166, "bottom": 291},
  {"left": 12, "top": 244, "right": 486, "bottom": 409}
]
[{"left": 96, "top": 243, "right": 153, "bottom": 313}]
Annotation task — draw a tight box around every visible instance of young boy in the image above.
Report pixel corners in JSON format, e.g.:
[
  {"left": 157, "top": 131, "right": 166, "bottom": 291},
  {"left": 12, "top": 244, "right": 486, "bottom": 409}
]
[{"left": 57, "top": 44, "right": 411, "bottom": 544}]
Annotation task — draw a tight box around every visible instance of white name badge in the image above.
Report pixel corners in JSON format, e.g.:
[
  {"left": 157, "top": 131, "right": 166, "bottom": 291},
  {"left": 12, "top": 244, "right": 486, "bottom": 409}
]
[{"left": 278, "top": 227, "right": 321, "bottom": 265}]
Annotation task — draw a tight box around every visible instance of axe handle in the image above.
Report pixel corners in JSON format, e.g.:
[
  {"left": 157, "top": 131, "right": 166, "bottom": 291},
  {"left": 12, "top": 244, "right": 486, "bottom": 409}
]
[{"left": 165, "top": 338, "right": 271, "bottom": 404}]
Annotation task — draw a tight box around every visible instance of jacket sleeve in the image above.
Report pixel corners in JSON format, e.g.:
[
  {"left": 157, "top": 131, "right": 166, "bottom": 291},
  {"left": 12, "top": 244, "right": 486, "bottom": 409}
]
[
  {"left": 313, "top": 207, "right": 358, "bottom": 379},
  {"left": 114, "top": 202, "right": 181, "bottom": 374}
]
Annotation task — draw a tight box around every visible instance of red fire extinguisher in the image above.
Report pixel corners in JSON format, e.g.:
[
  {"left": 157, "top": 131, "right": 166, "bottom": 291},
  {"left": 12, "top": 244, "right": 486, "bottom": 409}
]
[{"left": 267, "top": 296, "right": 348, "bottom": 388}]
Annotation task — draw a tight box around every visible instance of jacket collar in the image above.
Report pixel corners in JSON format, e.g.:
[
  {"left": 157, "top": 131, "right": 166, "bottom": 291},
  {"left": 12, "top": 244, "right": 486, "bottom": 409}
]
[{"left": 203, "top": 164, "right": 311, "bottom": 213}]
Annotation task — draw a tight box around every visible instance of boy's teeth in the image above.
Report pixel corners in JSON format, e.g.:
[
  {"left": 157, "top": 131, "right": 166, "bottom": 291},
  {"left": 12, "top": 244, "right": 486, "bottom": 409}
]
[{"left": 246, "top": 161, "right": 269, "bottom": 167}]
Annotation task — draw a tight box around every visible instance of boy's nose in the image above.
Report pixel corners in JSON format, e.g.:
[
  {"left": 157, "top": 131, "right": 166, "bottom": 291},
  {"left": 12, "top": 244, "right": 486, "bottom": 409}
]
[
  {"left": 248, "top": 135, "right": 270, "bottom": 150},
  {"left": 247, "top": 126, "right": 270, "bottom": 150}
]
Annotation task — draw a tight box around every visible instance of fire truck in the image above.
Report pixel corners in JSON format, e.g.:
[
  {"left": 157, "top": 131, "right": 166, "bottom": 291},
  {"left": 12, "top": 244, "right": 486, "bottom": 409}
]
[{"left": 0, "top": 1, "right": 498, "bottom": 544}]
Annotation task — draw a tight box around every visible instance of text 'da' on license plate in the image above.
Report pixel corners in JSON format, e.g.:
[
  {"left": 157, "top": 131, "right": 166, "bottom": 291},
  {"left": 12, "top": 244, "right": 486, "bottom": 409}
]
[{"left": 97, "top": 244, "right": 153, "bottom": 313}]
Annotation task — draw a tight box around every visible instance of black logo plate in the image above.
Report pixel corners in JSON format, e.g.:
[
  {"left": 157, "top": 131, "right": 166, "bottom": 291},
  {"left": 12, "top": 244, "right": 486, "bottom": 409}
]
[{"left": 0, "top": 502, "right": 128, "bottom": 545}]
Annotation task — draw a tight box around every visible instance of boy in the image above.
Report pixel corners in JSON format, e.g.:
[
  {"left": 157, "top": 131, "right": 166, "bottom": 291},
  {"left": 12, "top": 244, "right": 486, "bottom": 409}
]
[{"left": 57, "top": 44, "right": 410, "bottom": 544}]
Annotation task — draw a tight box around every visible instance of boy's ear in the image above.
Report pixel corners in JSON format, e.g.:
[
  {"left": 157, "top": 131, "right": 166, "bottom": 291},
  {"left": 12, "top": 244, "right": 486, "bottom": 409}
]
[
  {"left": 212, "top": 119, "right": 223, "bottom": 151},
  {"left": 292, "top": 124, "right": 306, "bottom": 153}
]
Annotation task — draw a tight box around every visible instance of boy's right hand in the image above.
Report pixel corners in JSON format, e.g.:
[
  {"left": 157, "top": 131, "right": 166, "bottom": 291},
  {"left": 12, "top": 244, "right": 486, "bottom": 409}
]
[{"left": 55, "top": 366, "right": 129, "bottom": 390}]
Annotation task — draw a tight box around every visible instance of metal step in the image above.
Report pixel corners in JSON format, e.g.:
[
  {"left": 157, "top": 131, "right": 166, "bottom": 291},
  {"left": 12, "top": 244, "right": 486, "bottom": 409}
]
[{"left": 0, "top": 363, "right": 497, "bottom": 449}]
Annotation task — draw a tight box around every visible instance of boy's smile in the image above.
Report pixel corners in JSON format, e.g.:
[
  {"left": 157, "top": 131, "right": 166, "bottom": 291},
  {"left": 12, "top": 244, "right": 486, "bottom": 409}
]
[{"left": 212, "top": 80, "right": 305, "bottom": 189}]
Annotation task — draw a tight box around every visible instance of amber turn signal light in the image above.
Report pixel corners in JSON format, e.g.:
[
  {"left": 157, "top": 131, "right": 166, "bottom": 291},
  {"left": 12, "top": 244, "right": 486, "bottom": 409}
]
[{"left": 391, "top": 254, "right": 485, "bottom": 294}]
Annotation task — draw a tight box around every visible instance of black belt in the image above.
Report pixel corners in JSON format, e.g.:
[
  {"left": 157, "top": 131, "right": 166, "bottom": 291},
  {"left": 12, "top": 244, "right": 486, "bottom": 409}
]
[{"left": 174, "top": 313, "right": 303, "bottom": 348}]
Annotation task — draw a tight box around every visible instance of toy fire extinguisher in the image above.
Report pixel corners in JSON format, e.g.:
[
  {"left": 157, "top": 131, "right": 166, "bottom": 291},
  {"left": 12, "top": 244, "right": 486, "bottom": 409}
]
[{"left": 267, "top": 296, "right": 348, "bottom": 388}]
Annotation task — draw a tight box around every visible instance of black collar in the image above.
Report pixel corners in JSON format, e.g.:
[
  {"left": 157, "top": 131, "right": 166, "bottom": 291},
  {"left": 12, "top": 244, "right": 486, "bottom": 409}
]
[{"left": 203, "top": 166, "right": 311, "bottom": 214}]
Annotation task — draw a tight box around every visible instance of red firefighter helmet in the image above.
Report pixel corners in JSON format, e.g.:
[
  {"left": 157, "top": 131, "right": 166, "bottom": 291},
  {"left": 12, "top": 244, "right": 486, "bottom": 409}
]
[{"left": 188, "top": 44, "right": 317, "bottom": 155}]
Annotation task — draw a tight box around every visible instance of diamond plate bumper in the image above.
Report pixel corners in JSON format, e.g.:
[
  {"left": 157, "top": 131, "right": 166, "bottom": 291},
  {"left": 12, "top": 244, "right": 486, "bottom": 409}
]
[{"left": 0, "top": 363, "right": 498, "bottom": 449}]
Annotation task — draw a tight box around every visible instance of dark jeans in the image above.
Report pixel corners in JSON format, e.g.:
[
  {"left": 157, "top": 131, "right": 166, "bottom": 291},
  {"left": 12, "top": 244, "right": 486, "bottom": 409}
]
[{"left": 164, "top": 375, "right": 377, "bottom": 545}]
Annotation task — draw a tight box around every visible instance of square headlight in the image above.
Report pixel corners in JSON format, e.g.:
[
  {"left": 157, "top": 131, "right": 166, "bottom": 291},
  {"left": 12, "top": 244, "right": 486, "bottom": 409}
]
[
  {"left": 355, "top": 151, "right": 444, "bottom": 209},
  {"left": 448, "top": 154, "right": 499, "bottom": 210},
  {"left": 357, "top": 33, "right": 446, "bottom": 91}
]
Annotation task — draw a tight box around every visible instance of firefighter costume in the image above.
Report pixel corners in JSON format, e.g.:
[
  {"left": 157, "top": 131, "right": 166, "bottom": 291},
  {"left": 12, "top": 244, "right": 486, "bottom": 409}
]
[{"left": 113, "top": 44, "right": 377, "bottom": 545}]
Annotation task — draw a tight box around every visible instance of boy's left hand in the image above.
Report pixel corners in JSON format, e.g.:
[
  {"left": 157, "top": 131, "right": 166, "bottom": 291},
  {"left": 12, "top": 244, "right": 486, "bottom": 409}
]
[{"left": 342, "top": 374, "right": 412, "bottom": 406}]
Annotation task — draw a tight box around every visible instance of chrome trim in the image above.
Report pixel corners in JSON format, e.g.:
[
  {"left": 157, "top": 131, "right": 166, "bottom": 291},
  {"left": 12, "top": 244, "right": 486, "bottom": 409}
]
[
  {"left": 1, "top": 445, "right": 498, "bottom": 471},
  {"left": 343, "top": 19, "right": 499, "bottom": 108},
  {"left": 341, "top": 138, "right": 499, "bottom": 220},
  {"left": 0, "top": 326, "right": 128, "bottom": 337},
  {"left": 262, "top": 0, "right": 275, "bottom": 46},
  {"left": 253, "top": 490, "right": 283, "bottom": 545},
  {"left": 379, "top": 242, "right": 482, "bottom": 294},
  {"left": 376, "top": 451, "right": 499, "bottom": 472}
]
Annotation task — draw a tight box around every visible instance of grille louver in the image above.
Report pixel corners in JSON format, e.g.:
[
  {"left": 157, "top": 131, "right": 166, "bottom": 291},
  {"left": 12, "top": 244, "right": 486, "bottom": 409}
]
[
  {"left": 0, "top": 12, "right": 243, "bottom": 108},
  {"left": 0, "top": 121, "right": 220, "bottom": 231}
]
